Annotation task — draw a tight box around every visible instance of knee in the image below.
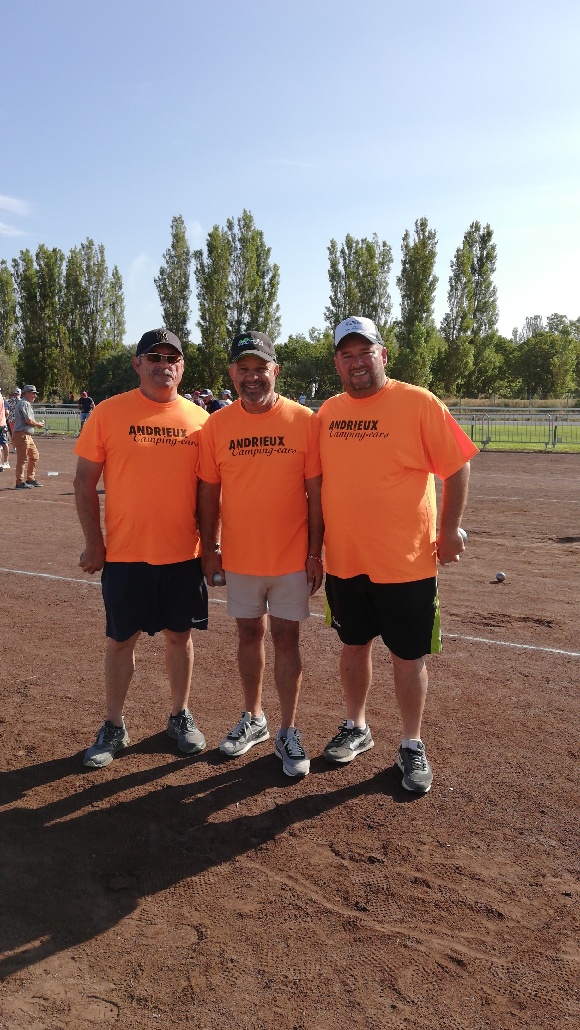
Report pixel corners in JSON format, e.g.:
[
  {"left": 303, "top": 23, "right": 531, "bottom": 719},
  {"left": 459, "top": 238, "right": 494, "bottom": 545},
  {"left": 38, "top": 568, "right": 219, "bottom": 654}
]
[
  {"left": 270, "top": 619, "right": 300, "bottom": 653},
  {"left": 163, "top": 629, "right": 192, "bottom": 650}
]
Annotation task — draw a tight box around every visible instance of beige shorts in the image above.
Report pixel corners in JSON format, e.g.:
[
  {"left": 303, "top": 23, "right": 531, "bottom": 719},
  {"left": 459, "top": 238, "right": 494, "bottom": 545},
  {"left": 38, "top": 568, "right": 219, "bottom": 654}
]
[{"left": 224, "top": 570, "right": 311, "bottom": 621}]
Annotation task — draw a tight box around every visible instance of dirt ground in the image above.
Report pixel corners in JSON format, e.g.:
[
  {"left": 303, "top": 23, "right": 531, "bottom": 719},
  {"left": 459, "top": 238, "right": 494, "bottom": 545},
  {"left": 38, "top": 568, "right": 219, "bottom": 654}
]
[{"left": 0, "top": 441, "right": 578, "bottom": 1030}]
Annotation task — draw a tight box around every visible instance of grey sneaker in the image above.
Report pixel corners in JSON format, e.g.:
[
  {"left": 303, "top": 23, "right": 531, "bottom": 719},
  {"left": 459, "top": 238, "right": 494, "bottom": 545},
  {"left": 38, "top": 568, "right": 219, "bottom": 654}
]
[
  {"left": 220, "top": 711, "right": 270, "bottom": 757},
  {"left": 323, "top": 721, "right": 374, "bottom": 764},
  {"left": 84, "top": 719, "right": 130, "bottom": 768},
  {"left": 166, "top": 708, "right": 206, "bottom": 755},
  {"left": 15, "top": 482, "right": 33, "bottom": 490},
  {"left": 26, "top": 480, "right": 43, "bottom": 487},
  {"left": 396, "top": 742, "right": 433, "bottom": 794},
  {"left": 275, "top": 727, "right": 310, "bottom": 778}
]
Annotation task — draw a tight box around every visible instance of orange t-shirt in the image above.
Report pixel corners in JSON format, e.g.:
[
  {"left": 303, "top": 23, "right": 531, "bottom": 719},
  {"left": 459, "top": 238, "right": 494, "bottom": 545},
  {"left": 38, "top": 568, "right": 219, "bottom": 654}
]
[
  {"left": 319, "top": 380, "right": 479, "bottom": 583},
  {"left": 74, "top": 389, "right": 208, "bottom": 564},
  {"left": 197, "top": 397, "right": 321, "bottom": 576}
]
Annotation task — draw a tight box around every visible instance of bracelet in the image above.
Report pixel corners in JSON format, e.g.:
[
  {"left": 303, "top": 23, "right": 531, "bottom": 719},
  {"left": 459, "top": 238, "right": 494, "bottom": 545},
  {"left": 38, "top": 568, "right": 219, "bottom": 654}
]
[{"left": 307, "top": 555, "right": 323, "bottom": 563}]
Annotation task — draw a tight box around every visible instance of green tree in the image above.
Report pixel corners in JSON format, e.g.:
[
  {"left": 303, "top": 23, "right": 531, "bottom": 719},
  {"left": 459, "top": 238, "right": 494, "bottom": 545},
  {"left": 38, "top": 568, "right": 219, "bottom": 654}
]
[
  {"left": 325, "top": 234, "right": 392, "bottom": 337},
  {"left": 393, "top": 217, "right": 439, "bottom": 388},
  {"left": 108, "top": 265, "right": 126, "bottom": 349},
  {"left": 154, "top": 215, "right": 192, "bottom": 343},
  {"left": 13, "top": 245, "right": 66, "bottom": 398},
  {"left": 277, "top": 328, "right": 339, "bottom": 400},
  {"left": 462, "top": 222, "right": 500, "bottom": 396},
  {"left": 226, "top": 209, "right": 281, "bottom": 341},
  {"left": 89, "top": 347, "right": 137, "bottom": 402},
  {"left": 193, "top": 225, "right": 232, "bottom": 390},
  {"left": 437, "top": 240, "right": 474, "bottom": 395},
  {"left": 0, "top": 260, "right": 18, "bottom": 355},
  {"left": 0, "top": 349, "right": 17, "bottom": 394},
  {"left": 64, "top": 239, "right": 115, "bottom": 389}
]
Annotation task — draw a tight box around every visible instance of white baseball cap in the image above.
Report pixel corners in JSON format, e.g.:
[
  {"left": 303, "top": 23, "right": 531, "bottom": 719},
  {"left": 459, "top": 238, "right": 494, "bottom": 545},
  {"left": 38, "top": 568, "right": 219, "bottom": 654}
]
[{"left": 334, "top": 316, "right": 383, "bottom": 350}]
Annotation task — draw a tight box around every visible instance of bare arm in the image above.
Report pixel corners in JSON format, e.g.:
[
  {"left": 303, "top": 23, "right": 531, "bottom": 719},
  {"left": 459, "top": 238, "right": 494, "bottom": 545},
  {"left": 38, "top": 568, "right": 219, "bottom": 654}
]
[
  {"left": 305, "top": 474, "right": 324, "bottom": 595},
  {"left": 436, "top": 462, "right": 471, "bottom": 565},
  {"left": 74, "top": 456, "right": 106, "bottom": 573},
  {"left": 196, "top": 479, "right": 224, "bottom": 584}
]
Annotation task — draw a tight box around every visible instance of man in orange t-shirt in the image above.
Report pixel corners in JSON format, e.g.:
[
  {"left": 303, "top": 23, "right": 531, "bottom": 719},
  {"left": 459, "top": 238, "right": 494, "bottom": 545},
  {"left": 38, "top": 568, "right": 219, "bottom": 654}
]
[
  {"left": 319, "top": 316, "right": 479, "bottom": 795},
  {"left": 74, "top": 329, "right": 209, "bottom": 769},
  {"left": 197, "top": 331, "right": 323, "bottom": 778}
]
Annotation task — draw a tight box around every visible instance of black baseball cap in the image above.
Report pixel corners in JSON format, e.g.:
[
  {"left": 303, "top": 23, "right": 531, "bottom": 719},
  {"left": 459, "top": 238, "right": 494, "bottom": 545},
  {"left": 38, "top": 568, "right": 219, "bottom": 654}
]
[
  {"left": 136, "top": 328, "right": 183, "bottom": 358},
  {"left": 229, "top": 331, "right": 276, "bottom": 364}
]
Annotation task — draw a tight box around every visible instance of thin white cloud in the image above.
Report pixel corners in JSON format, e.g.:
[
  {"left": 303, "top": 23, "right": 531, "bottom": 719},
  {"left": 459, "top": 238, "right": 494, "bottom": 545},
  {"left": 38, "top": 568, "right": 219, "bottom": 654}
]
[
  {"left": 0, "top": 222, "right": 28, "bottom": 238},
  {"left": 0, "top": 195, "right": 31, "bottom": 217},
  {"left": 187, "top": 220, "right": 204, "bottom": 248}
]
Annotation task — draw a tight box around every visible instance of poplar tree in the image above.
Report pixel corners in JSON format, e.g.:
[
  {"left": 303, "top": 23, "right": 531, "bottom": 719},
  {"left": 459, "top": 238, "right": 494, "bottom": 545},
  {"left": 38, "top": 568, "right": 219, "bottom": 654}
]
[
  {"left": 64, "top": 239, "right": 112, "bottom": 388},
  {"left": 108, "top": 265, "right": 126, "bottom": 349},
  {"left": 0, "top": 260, "right": 18, "bottom": 355},
  {"left": 154, "top": 215, "right": 192, "bottom": 343},
  {"left": 437, "top": 240, "right": 474, "bottom": 395},
  {"left": 193, "top": 225, "right": 231, "bottom": 389},
  {"left": 394, "top": 217, "right": 439, "bottom": 388},
  {"left": 325, "top": 233, "right": 392, "bottom": 337},
  {"left": 226, "top": 209, "right": 281, "bottom": 341},
  {"left": 13, "top": 245, "right": 66, "bottom": 398},
  {"left": 462, "top": 222, "right": 500, "bottom": 395}
]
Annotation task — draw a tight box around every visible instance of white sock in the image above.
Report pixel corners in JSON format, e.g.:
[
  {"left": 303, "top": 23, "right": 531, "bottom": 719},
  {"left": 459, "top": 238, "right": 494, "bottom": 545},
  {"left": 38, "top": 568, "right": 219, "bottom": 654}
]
[
  {"left": 402, "top": 738, "right": 422, "bottom": 751},
  {"left": 346, "top": 719, "right": 367, "bottom": 731}
]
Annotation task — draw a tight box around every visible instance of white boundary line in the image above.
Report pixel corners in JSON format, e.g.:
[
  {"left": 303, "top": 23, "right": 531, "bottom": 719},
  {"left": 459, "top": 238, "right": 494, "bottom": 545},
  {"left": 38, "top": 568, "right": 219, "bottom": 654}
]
[{"left": 1, "top": 566, "right": 578, "bottom": 658}]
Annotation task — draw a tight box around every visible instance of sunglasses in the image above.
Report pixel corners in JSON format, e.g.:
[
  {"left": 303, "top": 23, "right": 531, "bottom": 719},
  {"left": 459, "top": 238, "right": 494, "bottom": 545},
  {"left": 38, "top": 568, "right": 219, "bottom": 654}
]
[{"left": 144, "top": 352, "right": 182, "bottom": 364}]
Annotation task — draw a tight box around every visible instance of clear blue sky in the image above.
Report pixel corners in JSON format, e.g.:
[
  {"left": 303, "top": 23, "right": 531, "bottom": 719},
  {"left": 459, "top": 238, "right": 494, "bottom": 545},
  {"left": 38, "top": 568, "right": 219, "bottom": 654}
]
[{"left": 2, "top": 0, "right": 579, "bottom": 346}]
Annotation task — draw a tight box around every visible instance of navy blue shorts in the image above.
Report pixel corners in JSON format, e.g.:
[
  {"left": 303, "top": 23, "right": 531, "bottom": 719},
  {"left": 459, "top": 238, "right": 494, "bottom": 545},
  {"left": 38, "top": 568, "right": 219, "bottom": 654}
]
[
  {"left": 324, "top": 574, "right": 441, "bottom": 660},
  {"left": 101, "top": 558, "right": 208, "bottom": 641}
]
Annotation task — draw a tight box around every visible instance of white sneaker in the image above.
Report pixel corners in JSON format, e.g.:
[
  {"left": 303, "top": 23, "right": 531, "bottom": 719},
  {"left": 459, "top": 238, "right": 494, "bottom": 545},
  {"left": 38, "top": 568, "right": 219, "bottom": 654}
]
[
  {"left": 2, "top": 462, "right": 10, "bottom": 469},
  {"left": 275, "top": 727, "right": 310, "bottom": 778}
]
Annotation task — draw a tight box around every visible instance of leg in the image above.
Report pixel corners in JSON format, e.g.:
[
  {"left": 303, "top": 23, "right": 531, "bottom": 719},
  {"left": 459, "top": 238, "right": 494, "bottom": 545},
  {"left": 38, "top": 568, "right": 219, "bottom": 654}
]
[
  {"left": 236, "top": 616, "right": 267, "bottom": 716},
  {"left": 104, "top": 630, "right": 141, "bottom": 725},
  {"left": 340, "top": 641, "right": 373, "bottom": 725},
  {"left": 269, "top": 616, "right": 302, "bottom": 729},
  {"left": 391, "top": 654, "right": 428, "bottom": 740},
  {"left": 14, "top": 432, "right": 27, "bottom": 484},
  {"left": 26, "top": 437, "right": 39, "bottom": 482},
  {"left": 162, "top": 628, "right": 194, "bottom": 716}
]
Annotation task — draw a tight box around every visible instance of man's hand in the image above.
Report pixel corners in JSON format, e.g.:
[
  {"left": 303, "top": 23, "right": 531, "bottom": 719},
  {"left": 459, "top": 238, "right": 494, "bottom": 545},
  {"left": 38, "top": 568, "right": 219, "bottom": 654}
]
[
  {"left": 79, "top": 540, "right": 106, "bottom": 574},
  {"left": 306, "top": 555, "right": 324, "bottom": 595},
  {"left": 202, "top": 549, "right": 225, "bottom": 586},
  {"left": 436, "top": 527, "right": 465, "bottom": 566}
]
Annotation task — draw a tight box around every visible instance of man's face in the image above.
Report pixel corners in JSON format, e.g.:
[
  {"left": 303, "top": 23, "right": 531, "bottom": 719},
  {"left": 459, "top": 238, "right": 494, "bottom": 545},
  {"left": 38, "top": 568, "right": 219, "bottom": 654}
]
[
  {"left": 228, "top": 354, "right": 279, "bottom": 412},
  {"left": 334, "top": 336, "right": 387, "bottom": 398},
  {"left": 133, "top": 346, "right": 184, "bottom": 401}
]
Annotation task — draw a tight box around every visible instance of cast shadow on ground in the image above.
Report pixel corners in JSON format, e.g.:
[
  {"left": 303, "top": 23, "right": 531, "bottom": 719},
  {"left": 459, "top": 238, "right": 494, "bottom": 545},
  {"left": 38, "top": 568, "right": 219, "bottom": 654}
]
[{"left": 0, "top": 744, "right": 410, "bottom": 980}]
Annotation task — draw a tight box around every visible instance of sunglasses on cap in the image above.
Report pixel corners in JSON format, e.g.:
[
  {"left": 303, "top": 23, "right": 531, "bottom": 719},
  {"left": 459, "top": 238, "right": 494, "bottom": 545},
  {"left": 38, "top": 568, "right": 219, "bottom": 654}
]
[{"left": 143, "top": 352, "right": 182, "bottom": 365}]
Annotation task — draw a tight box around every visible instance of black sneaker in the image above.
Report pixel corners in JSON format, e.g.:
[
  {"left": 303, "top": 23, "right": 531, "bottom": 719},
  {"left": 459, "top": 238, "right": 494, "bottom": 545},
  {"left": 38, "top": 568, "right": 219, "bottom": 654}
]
[
  {"left": 15, "top": 482, "right": 33, "bottom": 490},
  {"left": 396, "top": 742, "right": 433, "bottom": 794},
  {"left": 323, "top": 721, "right": 374, "bottom": 764},
  {"left": 26, "top": 480, "right": 43, "bottom": 487},
  {"left": 219, "top": 711, "right": 270, "bottom": 757},
  {"left": 83, "top": 719, "right": 130, "bottom": 768},
  {"left": 166, "top": 708, "right": 206, "bottom": 755}
]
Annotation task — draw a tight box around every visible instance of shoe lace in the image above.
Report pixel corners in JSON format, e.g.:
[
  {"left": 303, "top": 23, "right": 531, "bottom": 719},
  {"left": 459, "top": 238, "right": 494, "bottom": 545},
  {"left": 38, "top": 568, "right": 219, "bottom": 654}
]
[
  {"left": 330, "top": 722, "right": 355, "bottom": 746},
  {"left": 98, "top": 722, "right": 122, "bottom": 746},
  {"left": 283, "top": 728, "right": 306, "bottom": 758},
  {"left": 228, "top": 713, "right": 251, "bottom": 740},
  {"left": 404, "top": 745, "right": 427, "bottom": 771},
  {"left": 174, "top": 710, "right": 195, "bottom": 732}
]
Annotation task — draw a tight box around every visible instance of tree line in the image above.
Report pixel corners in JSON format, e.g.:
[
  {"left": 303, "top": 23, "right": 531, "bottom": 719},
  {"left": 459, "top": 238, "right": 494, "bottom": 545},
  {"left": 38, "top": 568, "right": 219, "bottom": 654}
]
[{"left": 1, "top": 212, "right": 579, "bottom": 402}]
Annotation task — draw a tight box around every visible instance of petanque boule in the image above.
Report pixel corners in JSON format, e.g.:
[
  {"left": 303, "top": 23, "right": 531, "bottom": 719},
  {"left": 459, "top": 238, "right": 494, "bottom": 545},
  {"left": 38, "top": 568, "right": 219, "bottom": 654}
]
[
  {"left": 458, "top": 528, "right": 467, "bottom": 542},
  {"left": 212, "top": 572, "right": 226, "bottom": 586},
  {"left": 496, "top": 571, "right": 506, "bottom": 582}
]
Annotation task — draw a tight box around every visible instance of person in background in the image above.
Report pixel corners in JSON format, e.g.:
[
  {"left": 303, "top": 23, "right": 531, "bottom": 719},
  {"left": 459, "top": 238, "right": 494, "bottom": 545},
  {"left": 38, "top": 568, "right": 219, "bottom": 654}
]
[
  {"left": 0, "top": 386, "right": 9, "bottom": 470},
  {"left": 13, "top": 385, "right": 45, "bottom": 490},
  {"left": 78, "top": 391, "right": 95, "bottom": 432},
  {"left": 220, "top": 390, "right": 233, "bottom": 405}
]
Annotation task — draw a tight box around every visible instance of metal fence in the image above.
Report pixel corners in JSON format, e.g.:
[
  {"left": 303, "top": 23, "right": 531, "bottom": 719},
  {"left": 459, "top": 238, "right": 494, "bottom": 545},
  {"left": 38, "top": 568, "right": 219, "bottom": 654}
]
[
  {"left": 35, "top": 407, "right": 81, "bottom": 435},
  {"left": 453, "top": 410, "right": 580, "bottom": 450}
]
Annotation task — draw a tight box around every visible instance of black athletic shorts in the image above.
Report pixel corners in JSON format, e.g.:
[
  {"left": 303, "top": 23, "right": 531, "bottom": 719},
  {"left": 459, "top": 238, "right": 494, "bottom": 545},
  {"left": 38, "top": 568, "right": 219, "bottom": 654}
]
[
  {"left": 324, "top": 573, "right": 441, "bottom": 660},
  {"left": 101, "top": 558, "right": 208, "bottom": 642}
]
